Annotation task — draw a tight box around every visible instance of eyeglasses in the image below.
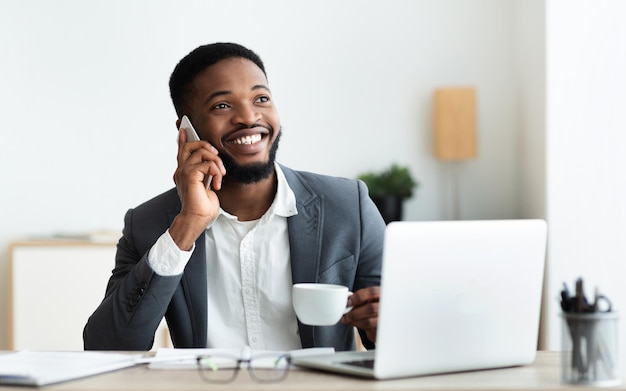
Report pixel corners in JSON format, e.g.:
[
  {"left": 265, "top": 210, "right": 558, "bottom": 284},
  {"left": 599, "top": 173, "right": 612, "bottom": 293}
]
[{"left": 196, "top": 352, "right": 292, "bottom": 383}]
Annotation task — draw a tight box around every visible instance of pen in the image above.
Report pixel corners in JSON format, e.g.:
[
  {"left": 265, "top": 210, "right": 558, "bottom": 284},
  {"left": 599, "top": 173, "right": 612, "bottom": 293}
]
[
  {"left": 134, "top": 354, "right": 198, "bottom": 364},
  {"left": 575, "top": 278, "right": 585, "bottom": 312},
  {"left": 560, "top": 282, "right": 572, "bottom": 312}
]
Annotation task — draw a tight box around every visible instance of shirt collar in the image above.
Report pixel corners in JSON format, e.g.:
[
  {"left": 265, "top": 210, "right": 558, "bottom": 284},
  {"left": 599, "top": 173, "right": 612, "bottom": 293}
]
[{"left": 271, "top": 163, "right": 298, "bottom": 218}]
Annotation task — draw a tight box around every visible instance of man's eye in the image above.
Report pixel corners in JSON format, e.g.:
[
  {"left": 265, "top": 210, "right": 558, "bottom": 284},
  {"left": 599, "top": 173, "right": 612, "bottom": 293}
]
[
  {"left": 213, "top": 103, "right": 229, "bottom": 110},
  {"left": 256, "top": 96, "right": 269, "bottom": 103}
]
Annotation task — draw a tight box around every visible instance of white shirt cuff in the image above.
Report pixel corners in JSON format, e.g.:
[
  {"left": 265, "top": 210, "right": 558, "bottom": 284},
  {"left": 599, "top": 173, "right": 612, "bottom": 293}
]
[{"left": 147, "top": 230, "right": 194, "bottom": 276}]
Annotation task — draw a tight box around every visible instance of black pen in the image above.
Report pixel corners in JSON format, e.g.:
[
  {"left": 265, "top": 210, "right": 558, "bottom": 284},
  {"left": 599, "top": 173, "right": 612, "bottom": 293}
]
[
  {"left": 575, "top": 278, "right": 585, "bottom": 313},
  {"left": 561, "top": 282, "right": 572, "bottom": 312}
]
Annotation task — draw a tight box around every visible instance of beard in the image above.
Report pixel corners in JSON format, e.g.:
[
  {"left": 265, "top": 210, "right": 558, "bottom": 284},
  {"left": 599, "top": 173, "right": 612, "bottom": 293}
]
[{"left": 219, "top": 129, "right": 282, "bottom": 185}]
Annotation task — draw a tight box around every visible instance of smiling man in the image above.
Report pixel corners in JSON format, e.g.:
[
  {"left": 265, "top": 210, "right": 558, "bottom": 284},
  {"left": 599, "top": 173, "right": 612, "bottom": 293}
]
[{"left": 83, "top": 43, "right": 385, "bottom": 352}]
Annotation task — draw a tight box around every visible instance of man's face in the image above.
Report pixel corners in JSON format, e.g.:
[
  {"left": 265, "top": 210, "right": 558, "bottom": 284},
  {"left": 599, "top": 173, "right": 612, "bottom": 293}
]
[{"left": 187, "top": 57, "right": 281, "bottom": 184}]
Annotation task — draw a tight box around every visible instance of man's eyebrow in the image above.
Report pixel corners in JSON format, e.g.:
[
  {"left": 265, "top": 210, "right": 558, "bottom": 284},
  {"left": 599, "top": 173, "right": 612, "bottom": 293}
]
[
  {"left": 203, "top": 85, "right": 271, "bottom": 106},
  {"left": 252, "top": 84, "right": 271, "bottom": 92},
  {"left": 204, "top": 90, "right": 231, "bottom": 105}
]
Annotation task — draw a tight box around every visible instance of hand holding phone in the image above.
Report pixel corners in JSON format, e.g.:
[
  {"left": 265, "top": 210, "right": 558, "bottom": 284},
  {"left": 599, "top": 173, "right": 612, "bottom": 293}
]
[{"left": 179, "top": 115, "right": 212, "bottom": 189}]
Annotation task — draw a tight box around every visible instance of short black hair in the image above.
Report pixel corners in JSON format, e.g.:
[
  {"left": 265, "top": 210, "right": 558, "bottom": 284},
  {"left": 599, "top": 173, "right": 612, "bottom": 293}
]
[{"left": 169, "top": 42, "right": 266, "bottom": 118}]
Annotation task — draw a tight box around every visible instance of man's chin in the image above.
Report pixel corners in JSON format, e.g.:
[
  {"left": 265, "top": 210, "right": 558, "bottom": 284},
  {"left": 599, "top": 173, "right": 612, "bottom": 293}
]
[
  {"left": 227, "top": 162, "right": 275, "bottom": 184},
  {"left": 221, "top": 130, "right": 281, "bottom": 185}
]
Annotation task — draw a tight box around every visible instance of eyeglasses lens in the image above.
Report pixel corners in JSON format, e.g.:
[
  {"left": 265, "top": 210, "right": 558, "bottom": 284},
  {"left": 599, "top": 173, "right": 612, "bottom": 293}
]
[
  {"left": 249, "top": 354, "right": 290, "bottom": 382},
  {"left": 197, "top": 356, "right": 239, "bottom": 383}
]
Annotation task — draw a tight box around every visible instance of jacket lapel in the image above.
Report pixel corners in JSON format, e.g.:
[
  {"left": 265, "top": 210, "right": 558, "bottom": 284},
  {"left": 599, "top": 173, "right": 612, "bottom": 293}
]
[
  {"left": 282, "top": 167, "right": 323, "bottom": 348},
  {"left": 283, "top": 167, "right": 323, "bottom": 284}
]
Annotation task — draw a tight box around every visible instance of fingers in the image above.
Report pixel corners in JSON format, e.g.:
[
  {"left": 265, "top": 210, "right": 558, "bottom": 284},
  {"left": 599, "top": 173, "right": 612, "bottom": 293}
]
[
  {"left": 348, "top": 286, "right": 380, "bottom": 308},
  {"left": 171, "top": 129, "right": 223, "bottom": 242},
  {"left": 343, "top": 300, "right": 379, "bottom": 328},
  {"left": 176, "top": 129, "right": 225, "bottom": 191},
  {"left": 341, "top": 286, "right": 380, "bottom": 342}
]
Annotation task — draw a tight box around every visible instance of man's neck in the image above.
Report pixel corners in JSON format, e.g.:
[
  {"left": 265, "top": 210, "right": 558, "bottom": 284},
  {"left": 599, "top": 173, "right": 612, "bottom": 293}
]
[{"left": 217, "top": 172, "right": 278, "bottom": 221}]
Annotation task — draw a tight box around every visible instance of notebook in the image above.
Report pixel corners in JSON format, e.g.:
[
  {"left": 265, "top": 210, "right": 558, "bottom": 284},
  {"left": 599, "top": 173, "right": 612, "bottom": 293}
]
[
  {"left": 292, "top": 219, "right": 548, "bottom": 380},
  {"left": 0, "top": 351, "right": 141, "bottom": 386}
]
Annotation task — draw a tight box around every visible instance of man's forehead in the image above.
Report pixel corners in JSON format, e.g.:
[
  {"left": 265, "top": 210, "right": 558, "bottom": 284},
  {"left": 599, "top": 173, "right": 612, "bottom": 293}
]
[{"left": 196, "top": 57, "right": 268, "bottom": 89}]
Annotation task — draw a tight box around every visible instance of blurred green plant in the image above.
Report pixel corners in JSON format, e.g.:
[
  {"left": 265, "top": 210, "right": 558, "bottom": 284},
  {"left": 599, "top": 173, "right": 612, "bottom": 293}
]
[{"left": 357, "top": 163, "right": 418, "bottom": 199}]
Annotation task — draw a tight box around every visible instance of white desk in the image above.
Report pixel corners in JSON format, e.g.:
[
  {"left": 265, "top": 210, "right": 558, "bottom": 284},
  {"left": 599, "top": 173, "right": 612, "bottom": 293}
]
[{"left": 0, "top": 351, "right": 619, "bottom": 391}]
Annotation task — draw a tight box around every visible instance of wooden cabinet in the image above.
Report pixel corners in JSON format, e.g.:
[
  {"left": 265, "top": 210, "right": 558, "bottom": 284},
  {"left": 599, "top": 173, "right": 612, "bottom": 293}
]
[{"left": 8, "top": 240, "right": 171, "bottom": 351}]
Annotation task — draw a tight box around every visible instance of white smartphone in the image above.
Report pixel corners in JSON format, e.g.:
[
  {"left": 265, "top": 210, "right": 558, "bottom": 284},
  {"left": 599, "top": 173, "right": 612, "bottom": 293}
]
[
  {"left": 180, "top": 115, "right": 201, "bottom": 142},
  {"left": 179, "top": 115, "right": 212, "bottom": 189}
]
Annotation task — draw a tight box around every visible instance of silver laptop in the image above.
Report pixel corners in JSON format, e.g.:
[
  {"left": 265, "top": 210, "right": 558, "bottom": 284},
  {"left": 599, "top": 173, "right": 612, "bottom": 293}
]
[{"left": 292, "top": 219, "right": 547, "bottom": 380}]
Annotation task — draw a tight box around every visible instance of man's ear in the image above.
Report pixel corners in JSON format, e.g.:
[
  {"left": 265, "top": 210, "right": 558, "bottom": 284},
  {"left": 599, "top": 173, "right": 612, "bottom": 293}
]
[{"left": 175, "top": 118, "right": 181, "bottom": 130}]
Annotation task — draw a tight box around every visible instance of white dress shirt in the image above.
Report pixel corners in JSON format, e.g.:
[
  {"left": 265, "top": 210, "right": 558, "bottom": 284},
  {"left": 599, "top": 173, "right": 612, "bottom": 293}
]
[{"left": 148, "top": 164, "right": 301, "bottom": 350}]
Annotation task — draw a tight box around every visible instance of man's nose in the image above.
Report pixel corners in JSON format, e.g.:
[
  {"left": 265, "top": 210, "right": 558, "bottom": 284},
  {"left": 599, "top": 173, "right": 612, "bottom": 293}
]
[{"left": 232, "top": 104, "right": 261, "bottom": 125}]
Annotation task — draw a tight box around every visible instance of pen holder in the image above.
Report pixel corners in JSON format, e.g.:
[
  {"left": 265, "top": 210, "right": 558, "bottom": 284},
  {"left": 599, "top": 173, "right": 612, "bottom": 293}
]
[{"left": 560, "top": 312, "right": 620, "bottom": 387}]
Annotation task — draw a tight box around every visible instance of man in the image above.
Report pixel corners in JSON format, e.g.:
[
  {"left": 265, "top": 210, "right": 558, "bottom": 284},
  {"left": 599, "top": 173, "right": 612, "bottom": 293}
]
[{"left": 83, "top": 43, "right": 385, "bottom": 352}]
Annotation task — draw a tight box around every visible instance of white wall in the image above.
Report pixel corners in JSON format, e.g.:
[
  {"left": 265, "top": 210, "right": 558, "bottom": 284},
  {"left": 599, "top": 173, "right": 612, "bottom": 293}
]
[
  {"left": 513, "top": 0, "right": 548, "bottom": 347},
  {"left": 0, "top": 0, "right": 522, "bottom": 349},
  {"left": 514, "top": 0, "right": 546, "bottom": 221},
  {"left": 543, "top": 0, "right": 626, "bottom": 351}
]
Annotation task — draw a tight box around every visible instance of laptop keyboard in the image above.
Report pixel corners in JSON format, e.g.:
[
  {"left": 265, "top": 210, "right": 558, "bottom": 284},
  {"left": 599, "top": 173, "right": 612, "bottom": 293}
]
[{"left": 342, "top": 359, "right": 375, "bottom": 369}]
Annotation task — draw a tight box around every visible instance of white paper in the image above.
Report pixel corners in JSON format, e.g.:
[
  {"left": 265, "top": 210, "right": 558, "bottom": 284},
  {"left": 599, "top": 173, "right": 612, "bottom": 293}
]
[
  {"left": 0, "top": 351, "right": 141, "bottom": 386},
  {"left": 148, "top": 347, "right": 335, "bottom": 370}
]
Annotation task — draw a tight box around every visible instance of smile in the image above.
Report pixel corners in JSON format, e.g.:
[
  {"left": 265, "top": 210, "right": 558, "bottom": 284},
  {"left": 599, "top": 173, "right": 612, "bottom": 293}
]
[{"left": 230, "top": 134, "right": 263, "bottom": 145}]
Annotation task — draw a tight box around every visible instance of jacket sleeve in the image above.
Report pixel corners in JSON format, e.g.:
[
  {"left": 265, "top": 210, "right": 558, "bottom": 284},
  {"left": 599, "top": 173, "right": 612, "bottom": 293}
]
[
  {"left": 83, "top": 208, "right": 181, "bottom": 350},
  {"left": 354, "top": 179, "right": 386, "bottom": 349},
  {"left": 354, "top": 179, "right": 386, "bottom": 291}
]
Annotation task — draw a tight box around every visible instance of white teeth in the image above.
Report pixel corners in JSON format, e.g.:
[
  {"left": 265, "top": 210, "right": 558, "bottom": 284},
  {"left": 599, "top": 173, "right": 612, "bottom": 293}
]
[{"left": 232, "top": 134, "right": 262, "bottom": 145}]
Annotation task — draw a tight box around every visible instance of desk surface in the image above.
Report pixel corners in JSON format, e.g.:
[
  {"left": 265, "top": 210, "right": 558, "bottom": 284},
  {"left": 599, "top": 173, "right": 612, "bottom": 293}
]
[{"left": 0, "top": 351, "right": 621, "bottom": 391}]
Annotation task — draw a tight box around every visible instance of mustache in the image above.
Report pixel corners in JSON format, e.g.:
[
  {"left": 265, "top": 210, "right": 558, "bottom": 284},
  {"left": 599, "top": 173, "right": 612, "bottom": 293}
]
[{"left": 232, "top": 123, "right": 273, "bottom": 133}]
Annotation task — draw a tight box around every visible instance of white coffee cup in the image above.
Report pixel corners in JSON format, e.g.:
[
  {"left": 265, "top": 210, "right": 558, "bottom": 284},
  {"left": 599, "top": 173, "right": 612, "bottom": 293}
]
[{"left": 292, "top": 283, "right": 353, "bottom": 326}]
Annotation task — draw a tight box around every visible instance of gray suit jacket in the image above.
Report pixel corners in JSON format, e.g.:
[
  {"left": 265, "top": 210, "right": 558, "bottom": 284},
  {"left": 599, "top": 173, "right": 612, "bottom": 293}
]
[{"left": 83, "top": 165, "right": 385, "bottom": 351}]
